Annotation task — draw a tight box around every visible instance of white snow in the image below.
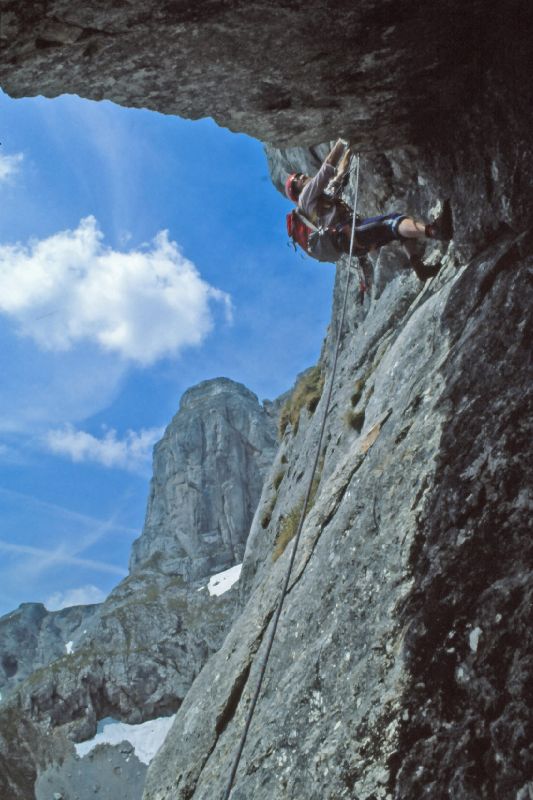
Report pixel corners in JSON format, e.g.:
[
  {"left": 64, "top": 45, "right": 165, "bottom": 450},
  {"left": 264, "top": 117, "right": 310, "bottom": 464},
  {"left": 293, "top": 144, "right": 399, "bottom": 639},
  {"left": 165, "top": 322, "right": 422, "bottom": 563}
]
[
  {"left": 75, "top": 714, "right": 176, "bottom": 765},
  {"left": 469, "top": 626, "right": 482, "bottom": 653},
  {"left": 65, "top": 640, "right": 74, "bottom": 655},
  {"left": 207, "top": 563, "right": 242, "bottom": 596}
]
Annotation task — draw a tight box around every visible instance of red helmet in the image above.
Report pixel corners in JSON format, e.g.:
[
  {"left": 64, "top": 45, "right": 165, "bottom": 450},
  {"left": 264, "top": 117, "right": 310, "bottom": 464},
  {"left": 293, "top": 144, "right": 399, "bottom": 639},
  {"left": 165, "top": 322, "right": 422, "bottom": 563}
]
[{"left": 285, "top": 172, "right": 302, "bottom": 202}]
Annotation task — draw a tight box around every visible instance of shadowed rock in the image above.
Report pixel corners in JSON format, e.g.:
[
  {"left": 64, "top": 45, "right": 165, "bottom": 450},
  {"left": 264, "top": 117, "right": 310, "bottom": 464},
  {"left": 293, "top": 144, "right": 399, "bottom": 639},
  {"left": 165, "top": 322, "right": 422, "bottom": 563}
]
[
  {"left": 0, "top": 1, "right": 531, "bottom": 151},
  {"left": 0, "top": 3, "right": 531, "bottom": 798}
]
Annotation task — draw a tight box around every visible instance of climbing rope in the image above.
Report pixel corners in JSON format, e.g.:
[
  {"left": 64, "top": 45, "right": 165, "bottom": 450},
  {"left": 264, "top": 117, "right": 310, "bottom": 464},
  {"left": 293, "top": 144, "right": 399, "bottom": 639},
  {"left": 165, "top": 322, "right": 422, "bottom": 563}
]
[
  {"left": 347, "top": 155, "right": 366, "bottom": 299},
  {"left": 222, "top": 156, "right": 362, "bottom": 800}
]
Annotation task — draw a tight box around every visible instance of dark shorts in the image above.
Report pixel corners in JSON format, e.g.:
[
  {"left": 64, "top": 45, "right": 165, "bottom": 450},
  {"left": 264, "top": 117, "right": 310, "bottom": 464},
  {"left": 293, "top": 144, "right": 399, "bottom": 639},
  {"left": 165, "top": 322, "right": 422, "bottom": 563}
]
[{"left": 336, "top": 212, "right": 408, "bottom": 253}]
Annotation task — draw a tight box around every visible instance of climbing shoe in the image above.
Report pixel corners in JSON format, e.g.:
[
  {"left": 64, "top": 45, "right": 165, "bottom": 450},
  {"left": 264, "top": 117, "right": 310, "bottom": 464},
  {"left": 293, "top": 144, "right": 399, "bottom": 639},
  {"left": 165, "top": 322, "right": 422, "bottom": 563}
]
[
  {"left": 425, "top": 200, "right": 453, "bottom": 241},
  {"left": 410, "top": 254, "right": 441, "bottom": 281}
]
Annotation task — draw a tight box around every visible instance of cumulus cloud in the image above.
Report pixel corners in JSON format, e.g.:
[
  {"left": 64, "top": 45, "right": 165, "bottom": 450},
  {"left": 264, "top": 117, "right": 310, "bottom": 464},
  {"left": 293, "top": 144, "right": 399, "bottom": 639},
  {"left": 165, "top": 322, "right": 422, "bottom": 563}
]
[
  {"left": 0, "top": 151, "right": 23, "bottom": 182},
  {"left": 44, "top": 424, "right": 164, "bottom": 471},
  {"left": 45, "top": 584, "right": 107, "bottom": 610},
  {"left": 0, "top": 216, "right": 232, "bottom": 364}
]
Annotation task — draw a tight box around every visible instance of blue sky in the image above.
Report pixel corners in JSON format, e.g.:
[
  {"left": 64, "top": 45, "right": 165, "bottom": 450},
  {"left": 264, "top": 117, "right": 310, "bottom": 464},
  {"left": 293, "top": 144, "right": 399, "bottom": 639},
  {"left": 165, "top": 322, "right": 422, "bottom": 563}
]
[{"left": 0, "top": 90, "right": 334, "bottom": 617}]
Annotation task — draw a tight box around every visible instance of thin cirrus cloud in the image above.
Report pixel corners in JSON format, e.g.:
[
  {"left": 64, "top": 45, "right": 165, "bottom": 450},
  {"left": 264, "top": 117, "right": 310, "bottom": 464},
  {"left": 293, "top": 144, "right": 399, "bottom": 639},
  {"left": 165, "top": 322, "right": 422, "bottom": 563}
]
[
  {"left": 0, "top": 486, "right": 138, "bottom": 538},
  {"left": 0, "top": 151, "right": 23, "bottom": 182},
  {"left": 0, "top": 539, "right": 128, "bottom": 577},
  {"left": 44, "top": 424, "right": 164, "bottom": 471},
  {"left": 0, "top": 215, "right": 232, "bottom": 365}
]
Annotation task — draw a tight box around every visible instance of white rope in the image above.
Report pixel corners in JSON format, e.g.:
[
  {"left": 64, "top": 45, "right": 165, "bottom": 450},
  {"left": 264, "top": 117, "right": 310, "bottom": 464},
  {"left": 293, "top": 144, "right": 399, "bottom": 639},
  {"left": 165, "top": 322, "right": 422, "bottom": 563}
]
[
  {"left": 222, "top": 150, "right": 363, "bottom": 800},
  {"left": 345, "top": 155, "right": 366, "bottom": 297}
]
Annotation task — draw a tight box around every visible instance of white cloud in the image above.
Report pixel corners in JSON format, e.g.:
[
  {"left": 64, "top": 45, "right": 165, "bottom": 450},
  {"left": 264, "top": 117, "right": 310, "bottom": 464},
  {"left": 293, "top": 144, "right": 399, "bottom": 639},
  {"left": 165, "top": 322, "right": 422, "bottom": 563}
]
[
  {"left": 44, "top": 424, "right": 164, "bottom": 471},
  {"left": 0, "top": 216, "right": 232, "bottom": 364},
  {"left": 0, "top": 152, "right": 23, "bottom": 182},
  {"left": 45, "top": 584, "right": 107, "bottom": 610}
]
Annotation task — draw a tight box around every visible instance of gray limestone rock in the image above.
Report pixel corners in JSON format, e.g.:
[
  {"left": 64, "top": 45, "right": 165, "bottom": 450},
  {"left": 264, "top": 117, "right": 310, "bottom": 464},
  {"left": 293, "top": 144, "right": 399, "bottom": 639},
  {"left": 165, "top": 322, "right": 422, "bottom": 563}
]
[
  {"left": 130, "top": 377, "right": 277, "bottom": 579},
  {"left": 0, "top": 602, "right": 99, "bottom": 701},
  {"left": 35, "top": 742, "right": 147, "bottom": 800},
  {"left": 0, "top": 3, "right": 531, "bottom": 799},
  {"left": 2, "top": 1, "right": 525, "bottom": 151},
  {"left": 0, "top": 378, "right": 277, "bottom": 799},
  {"left": 143, "top": 230, "right": 532, "bottom": 800}
]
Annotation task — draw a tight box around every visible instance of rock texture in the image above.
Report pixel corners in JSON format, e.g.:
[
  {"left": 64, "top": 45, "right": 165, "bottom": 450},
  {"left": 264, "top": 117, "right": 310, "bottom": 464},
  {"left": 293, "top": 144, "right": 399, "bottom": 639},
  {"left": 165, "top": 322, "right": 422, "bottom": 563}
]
[
  {"left": 0, "top": 379, "right": 276, "bottom": 799},
  {"left": 0, "top": 1, "right": 531, "bottom": 152},
  {"left": 0, "top": 601, "right": 98, "bottom": 700},
  {"left": 130, "top": 378, "right": 278, "bottom": 579},
  {"left": 0, "top": 2, "right": 532, "bottom": 799},
  {"left": 144, "top": 231, "right": 532, "bottom": 800},
  {"left": 35, "top": 741, "right": 147, "bottom": 800}
]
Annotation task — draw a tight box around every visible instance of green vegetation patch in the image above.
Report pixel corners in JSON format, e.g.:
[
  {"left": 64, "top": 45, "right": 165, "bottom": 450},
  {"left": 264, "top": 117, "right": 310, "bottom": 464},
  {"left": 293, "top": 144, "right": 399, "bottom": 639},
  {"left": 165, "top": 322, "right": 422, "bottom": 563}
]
[
  {"left": 273, "top": 470, "right": 285, "bottom": 491},
  {"left": 345, "top": 371, "right": 375, "bottom": 433},
  {"left": 261, "top": 495, "right": 277, "bottom": 530},
  {"left": 273, "top": 474, "right": 321, "bottom": 561},
  {"left": 345, "top": 408, "right": 366, "bottom": 432},
  {"left": 278, "top": 366, "right": 325, "bottom": 437},
  {"left": 273, "top": 503, "right": 303, "bottom": 561},
  {"left": 350, "top": 376, "right": 366, "bottom": 407}
]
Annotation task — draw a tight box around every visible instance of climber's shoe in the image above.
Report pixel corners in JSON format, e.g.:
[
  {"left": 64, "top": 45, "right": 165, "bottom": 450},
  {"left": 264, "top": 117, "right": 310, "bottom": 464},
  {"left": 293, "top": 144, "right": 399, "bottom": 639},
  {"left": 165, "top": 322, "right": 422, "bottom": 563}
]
[
  {"left": 425, "top": 200, "right": 453, "bottom": 241},
  {"left": 410, "top": 254, "right": 441, "bottom": 281}
]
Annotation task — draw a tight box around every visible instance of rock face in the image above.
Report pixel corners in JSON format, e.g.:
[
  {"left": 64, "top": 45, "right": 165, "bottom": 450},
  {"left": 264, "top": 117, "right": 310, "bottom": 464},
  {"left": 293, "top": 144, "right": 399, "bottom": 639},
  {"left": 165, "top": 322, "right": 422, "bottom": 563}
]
[
  {"left": 130, "top": 378, "right": 278, "bottom": 579},
  {"left": 0, "top": 1, "right": 531, "bottom": 153},
  {"left": 0, "top": 601, "right": 98, "bottom": 700},
  {"left": 0, "top": 378, "right": 277, "bottom": 799},
  {"left": 0, "top": 3, "right": 532, "bottom": 799},
  {"left": 36, "top": 742, "right": 147, "bottom": 800},
  {"left": 143, "top": 232, "right": 532, "bottom": 800}
]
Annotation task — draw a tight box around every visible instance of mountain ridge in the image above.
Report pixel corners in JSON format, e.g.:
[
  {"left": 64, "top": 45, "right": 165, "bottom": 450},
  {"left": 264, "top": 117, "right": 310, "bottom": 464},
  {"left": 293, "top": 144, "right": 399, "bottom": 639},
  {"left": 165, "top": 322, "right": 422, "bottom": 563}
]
[{"left": 0, "top": 2, "right": 531, "bottom": 797}]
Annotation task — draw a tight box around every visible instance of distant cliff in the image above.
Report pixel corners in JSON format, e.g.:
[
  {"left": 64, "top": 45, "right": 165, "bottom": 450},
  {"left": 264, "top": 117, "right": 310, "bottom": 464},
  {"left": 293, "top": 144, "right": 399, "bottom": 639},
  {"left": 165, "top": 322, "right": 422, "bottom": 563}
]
[
  {"left": 0, "top": 602, "right": 98, "bottom": 700},
  {"left": 0, "top": 378, "right": 277, "bottom": 798},
  {"left": 130, "top": 378, "right": 277, "bottom": 578}
]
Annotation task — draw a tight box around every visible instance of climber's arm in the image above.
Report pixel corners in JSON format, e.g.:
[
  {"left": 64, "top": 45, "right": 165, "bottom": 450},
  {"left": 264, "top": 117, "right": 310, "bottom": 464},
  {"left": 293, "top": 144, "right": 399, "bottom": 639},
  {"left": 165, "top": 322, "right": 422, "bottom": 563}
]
[
  {"left": 324, "top": 139, "right": 346, "bottom": 167},
  {"left": 336, "top": 145, "right": 354, "bottom": 176}
]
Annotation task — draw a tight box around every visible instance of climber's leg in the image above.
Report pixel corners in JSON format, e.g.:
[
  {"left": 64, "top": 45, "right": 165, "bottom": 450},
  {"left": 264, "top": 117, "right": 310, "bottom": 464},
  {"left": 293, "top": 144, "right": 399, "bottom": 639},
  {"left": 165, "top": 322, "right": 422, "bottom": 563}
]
[
  {"left": 397, "top": 218, "right": 426, "bottom": 239},
  {"left": 398, "top": 230, "right": 441, "bottom": 281},
  {"left": 398, "top": 202, "right": 453, "bottom": 242},
  {"left": 425, "top": 200, "right": 453, "bottom": 241},
  {"left": 338, "top": 213, "right": 407, "bottom": 252},
  {"left": 408, "top": 253, "right": 441, "bottom": 281},
  {"left": 337, "top": 205, "right": 452, "bottom": 280}
]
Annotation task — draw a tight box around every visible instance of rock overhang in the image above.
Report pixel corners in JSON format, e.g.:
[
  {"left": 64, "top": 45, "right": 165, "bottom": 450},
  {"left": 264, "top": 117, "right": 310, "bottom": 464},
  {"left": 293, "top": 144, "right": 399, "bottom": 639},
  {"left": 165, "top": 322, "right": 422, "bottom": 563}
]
[
  {"left": 1, "top": 5, "right": 532, "bottom": 798},
  {"left": 1, "top": 0, "right": 531, "bottom": 151}
]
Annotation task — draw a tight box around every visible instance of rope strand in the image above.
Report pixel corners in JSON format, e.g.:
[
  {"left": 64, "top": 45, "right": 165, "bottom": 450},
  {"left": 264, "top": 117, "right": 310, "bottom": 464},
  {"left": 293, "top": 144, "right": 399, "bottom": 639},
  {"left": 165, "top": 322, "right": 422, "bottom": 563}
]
[{"left": 222, "top": 154, "right": 361, "bottom": 800}]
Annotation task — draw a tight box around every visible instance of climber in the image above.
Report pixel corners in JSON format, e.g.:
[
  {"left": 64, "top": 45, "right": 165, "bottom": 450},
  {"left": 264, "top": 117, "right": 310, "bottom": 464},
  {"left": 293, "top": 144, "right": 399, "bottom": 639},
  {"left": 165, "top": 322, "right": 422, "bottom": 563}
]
[{"left": 285, "top": 139, "right": 453, "bottom": 280}]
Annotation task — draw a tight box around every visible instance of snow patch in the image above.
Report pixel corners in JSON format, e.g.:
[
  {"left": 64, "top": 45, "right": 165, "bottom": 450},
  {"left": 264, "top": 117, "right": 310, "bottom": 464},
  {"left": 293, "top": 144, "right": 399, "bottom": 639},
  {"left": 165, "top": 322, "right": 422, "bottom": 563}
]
[
  {"left": 207, "top": 563, "right": 242, "bottom": 596},
  {"left": 75, "top": 715, "right": 176, "bottom": 765},
  {"left": 65, "top": 640, "right": 74, "bottom": 655},
  {"left": 469, "top": 626, "right": 482, "bottom": 653}
]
